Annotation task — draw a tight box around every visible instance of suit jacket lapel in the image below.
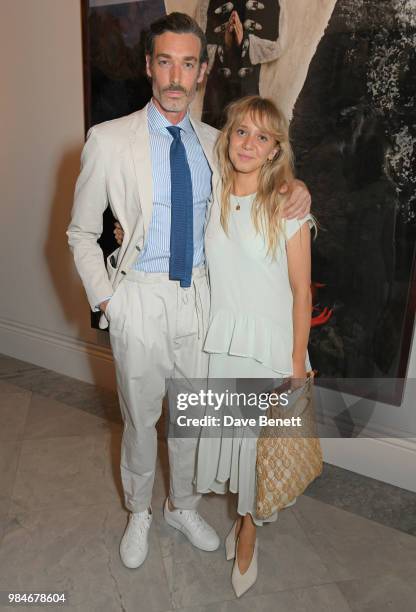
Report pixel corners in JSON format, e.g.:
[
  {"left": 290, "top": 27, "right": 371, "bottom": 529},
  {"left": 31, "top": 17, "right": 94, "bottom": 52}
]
[
  {"left": 129, "top": 105, "right": 153, "bottom": 236},
  {"left": 190, "top": 117, "right": 221, "bottom": 216},
  {"left": 189, "top": 117, "right": 216, "bottom": 174}
]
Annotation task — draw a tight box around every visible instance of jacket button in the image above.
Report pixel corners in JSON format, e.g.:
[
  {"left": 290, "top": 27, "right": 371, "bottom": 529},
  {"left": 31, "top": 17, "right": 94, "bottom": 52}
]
[
  {"left": 121, "top": 271, "right": 126, "bottom": 275},
  {"left": 136, "top": 245, "right": 141, "bottom": 251}
]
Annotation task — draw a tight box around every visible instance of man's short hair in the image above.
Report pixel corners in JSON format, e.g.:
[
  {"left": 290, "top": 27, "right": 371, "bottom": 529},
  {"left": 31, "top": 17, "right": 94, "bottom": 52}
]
[{"left": 145, "top": 12, "right": 208, "bottom": 65}]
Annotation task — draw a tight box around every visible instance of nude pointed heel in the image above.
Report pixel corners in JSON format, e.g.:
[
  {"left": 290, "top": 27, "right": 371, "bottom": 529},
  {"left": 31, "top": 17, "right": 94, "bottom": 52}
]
[
  {"left": 225, "top": 520, "right": 238, "bottom": 561},
  {"left": 231, "top": 538, "right": 258, "bottom": 598}
]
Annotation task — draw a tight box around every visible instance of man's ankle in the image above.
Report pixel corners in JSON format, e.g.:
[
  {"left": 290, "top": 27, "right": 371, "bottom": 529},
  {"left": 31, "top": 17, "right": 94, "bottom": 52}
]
[
  {"left": 168, "top": 498, "right": 175, "bottom": 512},
  {"left": 132, "top": 507, "right": 151, "bottom": 515}
]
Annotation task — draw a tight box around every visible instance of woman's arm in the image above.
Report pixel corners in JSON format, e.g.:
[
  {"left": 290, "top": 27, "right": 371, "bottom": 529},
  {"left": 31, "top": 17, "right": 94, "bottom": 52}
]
[{"left": 286, "top": 222, "right": 312, "bottom": 378}]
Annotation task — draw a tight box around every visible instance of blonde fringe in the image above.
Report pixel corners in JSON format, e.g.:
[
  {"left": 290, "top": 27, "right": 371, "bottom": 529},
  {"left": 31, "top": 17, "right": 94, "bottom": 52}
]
[{"left": 216, "top": 96, "right": 317, "bottom": 257}]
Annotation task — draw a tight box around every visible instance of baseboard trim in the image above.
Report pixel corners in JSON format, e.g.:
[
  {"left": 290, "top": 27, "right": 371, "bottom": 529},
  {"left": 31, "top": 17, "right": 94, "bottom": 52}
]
[
  {"left": 0, "top": 316, "right": 116, "bottom": 390},
  {"left": 321, "top": 436, "right": 416, "bottom": 493}
]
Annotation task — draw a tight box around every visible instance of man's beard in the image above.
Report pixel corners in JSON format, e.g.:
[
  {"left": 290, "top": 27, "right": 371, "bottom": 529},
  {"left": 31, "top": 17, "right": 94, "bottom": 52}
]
[{"left": 155, "top": 84, "right": 195, "bottom": 113}]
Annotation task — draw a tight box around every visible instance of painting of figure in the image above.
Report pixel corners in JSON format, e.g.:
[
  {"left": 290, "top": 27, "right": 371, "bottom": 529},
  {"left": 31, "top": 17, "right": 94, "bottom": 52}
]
[
  {"left": 192, "top": 0, "right": 337, "bottom": 124},
  {"left": 197, "top": 1, "right": 280, "bottom": 127}
]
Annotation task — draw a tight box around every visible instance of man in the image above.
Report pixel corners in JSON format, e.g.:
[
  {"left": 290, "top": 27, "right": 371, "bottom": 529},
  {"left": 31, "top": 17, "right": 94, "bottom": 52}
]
[{"left": 68, "top": 12, "right": 311, "bottom": 570}]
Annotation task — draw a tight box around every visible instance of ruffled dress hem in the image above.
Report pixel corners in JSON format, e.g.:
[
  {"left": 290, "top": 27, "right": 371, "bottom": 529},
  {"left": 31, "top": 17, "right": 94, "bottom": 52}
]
[{"left": 203, "top": 308, "right": 297, "bottom": 375}]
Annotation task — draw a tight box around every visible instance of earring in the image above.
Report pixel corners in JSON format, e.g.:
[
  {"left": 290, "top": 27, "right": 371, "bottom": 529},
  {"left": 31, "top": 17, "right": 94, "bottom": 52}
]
[{"left": 269, "top": 147, "right": 281, "bottom": 162}]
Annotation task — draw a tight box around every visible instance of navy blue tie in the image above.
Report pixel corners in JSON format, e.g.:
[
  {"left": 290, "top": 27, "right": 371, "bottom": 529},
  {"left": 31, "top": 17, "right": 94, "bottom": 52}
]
[{"left": 167, "top": 126, "right": 194, "bottom": 288}]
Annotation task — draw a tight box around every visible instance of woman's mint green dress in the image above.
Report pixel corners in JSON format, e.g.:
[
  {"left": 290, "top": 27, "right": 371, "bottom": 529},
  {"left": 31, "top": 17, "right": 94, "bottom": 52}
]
[{"left": 196, "top": 193, "right": 314, "bottom": 525}]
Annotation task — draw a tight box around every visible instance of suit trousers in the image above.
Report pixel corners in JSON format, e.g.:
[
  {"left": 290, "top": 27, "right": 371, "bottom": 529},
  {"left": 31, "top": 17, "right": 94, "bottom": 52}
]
[{"left": 106, "top": 267, "right": 210, "bottom": 513}]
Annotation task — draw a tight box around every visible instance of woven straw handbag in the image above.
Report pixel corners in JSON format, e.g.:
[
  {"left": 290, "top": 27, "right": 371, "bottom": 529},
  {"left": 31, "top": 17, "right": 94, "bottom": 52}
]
[{"left": 256, "top": 372, "right": 323, "bottom": 519}]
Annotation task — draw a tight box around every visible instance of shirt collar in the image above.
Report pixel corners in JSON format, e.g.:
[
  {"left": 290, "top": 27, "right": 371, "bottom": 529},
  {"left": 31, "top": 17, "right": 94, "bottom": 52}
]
[{"left": 148, "top": 98, "right": 193, "bottom": 135}]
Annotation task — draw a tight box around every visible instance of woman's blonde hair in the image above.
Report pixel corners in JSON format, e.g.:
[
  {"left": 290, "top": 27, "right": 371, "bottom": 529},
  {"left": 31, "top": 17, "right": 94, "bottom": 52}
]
[{"left": 216, "top": 95, "right": 295, "bottom": 257}]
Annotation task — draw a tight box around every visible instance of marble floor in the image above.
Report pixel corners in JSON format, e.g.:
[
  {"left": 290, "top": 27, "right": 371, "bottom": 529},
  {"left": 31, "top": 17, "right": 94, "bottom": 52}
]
[{"left": 0, "top": 354, "right": 415, "bottom": 612}]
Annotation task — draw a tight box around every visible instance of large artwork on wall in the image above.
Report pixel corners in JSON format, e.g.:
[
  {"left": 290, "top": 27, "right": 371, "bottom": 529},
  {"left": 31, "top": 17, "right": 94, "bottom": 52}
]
[
  {"left": 290, "top": 0, "right": 415, "bottom": 404},
  {"left": 81, "top": 0, "right": 415, "bottom": 404}
]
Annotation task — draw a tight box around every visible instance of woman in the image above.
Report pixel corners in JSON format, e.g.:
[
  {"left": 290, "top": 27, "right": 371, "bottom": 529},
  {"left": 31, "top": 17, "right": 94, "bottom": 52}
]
[{"left": 196, "top": 95, "right": 315, "bottom": 597}]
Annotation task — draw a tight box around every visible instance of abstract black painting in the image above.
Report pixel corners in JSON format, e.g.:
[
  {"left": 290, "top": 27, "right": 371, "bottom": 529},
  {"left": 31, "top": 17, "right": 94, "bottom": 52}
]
[
  {"left": 82, "top": 0, "right": 166, "bottom": 129},
  {"left": 290, "top": 0, "right": 415, "bottom": 403}
]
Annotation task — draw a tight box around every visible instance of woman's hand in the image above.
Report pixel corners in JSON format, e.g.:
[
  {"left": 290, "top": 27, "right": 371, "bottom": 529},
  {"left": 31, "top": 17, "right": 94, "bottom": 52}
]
[
  {"left": 114, "top": 221, "right": 124, "bottom": 246},
  {"left": 280, "top": 179, "right": 311, "bottom": 219}
]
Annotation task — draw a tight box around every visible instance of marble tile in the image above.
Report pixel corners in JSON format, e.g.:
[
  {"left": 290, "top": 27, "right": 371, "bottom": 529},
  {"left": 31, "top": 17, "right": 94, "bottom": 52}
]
[
  {"left": 10, "top": 433, "right": 124, "bottom": 514},
  {"left": 0, "top": 504, "right": 172, "bottom": 612},
  {"left": 154, "top": 481, "right": 238, "bottom": 608},
  {"left": 0, "top": 379, "right": 30, "bottom": 394},
  {"left": 293, "top": 495, "right": 416, "bottom": 582},
  {"left": 257, "top": 504, "right": 334, "bottom": 592},
  {"left": 0, "top": 354, "right": 37, "bottom": 379},
  {"left": 0, "top": 357, "right": 59, "bottom": 389},
  {"left": 33, "top": 378, "right": 121, "bottom": 424},
  {"left": 0, "top": 440, "right": 21, "bottom": 545},
  {"left": 175, "top": 583, "right": 352, "bottom": 612},
  {"left": 305, "top": 463, "right": 416, "bottom": 536},
  {"left": 0, "top": 390, "right": 31, "bottom": 441},
  {"left": 157, "top": 494, "right": 332, "bottom": 609},
  {"left": 336, "top": 570, "right": 416, "bottom": 612},
  {"left": 161, "top": 540, "right": 234, "bottom": 609},
  {"left": 2, "top": 354, "right": 415, "bottom": 612},
  {"left": 22, "top": 393, "right": 121, "bottom": 440},
  {"left": 0, "top": 354, "right": 121, "bottom": 425}
]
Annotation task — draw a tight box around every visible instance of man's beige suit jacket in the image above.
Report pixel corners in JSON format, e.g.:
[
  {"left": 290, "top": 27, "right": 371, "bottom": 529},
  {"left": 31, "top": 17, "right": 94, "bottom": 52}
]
[{"left": 67, "top": 103, "right": 220, "bottom": 329}]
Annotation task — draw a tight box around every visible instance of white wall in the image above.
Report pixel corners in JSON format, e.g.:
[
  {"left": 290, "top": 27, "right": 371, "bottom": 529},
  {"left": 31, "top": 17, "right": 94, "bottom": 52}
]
[
  {"left": 0, "top": 0, "right": 116, "bottom": 389},
  {"left": 0, "top": 0, "right": 415, "bottom": 491}
]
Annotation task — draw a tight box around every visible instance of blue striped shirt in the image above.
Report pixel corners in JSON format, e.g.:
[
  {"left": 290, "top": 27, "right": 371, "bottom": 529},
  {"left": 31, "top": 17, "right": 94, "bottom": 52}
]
[{"left": 134, "top": 100, "right": 212, "bottom": 272}]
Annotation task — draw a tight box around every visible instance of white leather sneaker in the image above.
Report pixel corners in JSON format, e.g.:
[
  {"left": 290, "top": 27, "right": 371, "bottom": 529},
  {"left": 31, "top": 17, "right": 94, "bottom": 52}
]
[
  {"left": 163, "top": 499, "right": 220, "bottom": 551},
  {"left": 119, "top": 509, "right": 152, "bottom": 569}
]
